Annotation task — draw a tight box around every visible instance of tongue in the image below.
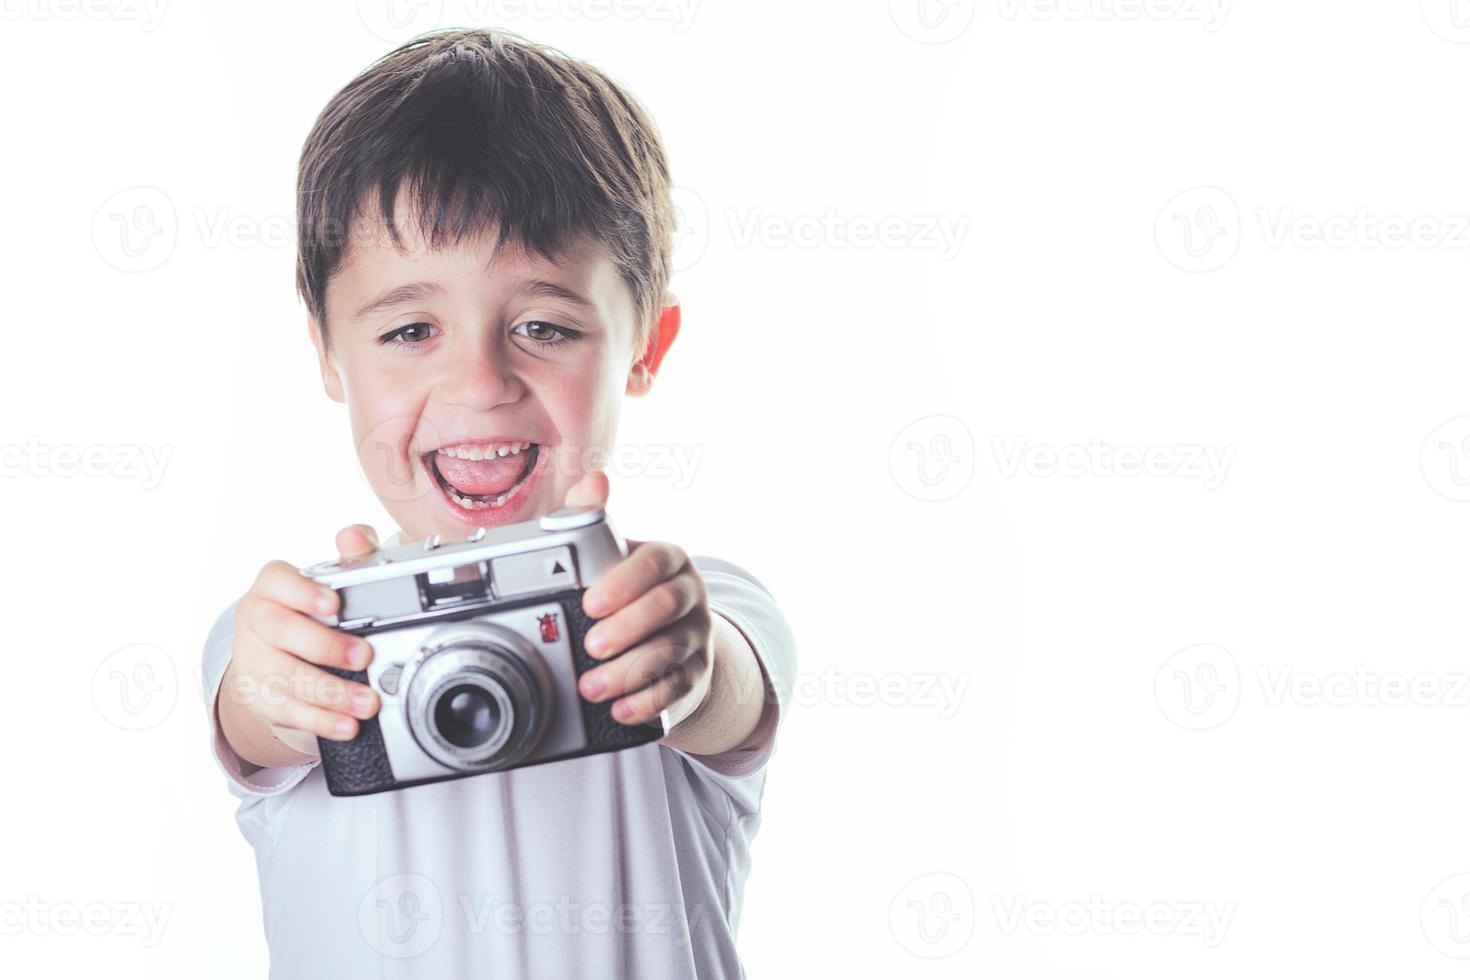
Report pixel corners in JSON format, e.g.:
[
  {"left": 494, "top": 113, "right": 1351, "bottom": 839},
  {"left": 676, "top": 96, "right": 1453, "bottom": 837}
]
[{"left": 435, "top": 451, "right": 530, "bottom": 497}]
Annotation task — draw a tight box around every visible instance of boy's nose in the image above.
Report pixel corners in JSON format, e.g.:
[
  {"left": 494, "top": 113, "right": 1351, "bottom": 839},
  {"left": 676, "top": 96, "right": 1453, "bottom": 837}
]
[{"left": 438, "top": 352, "right": 525, "bottom": 411}]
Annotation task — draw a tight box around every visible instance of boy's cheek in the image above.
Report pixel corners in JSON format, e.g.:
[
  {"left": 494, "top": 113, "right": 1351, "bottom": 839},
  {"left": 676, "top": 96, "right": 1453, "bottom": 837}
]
[
  {"left": 337, "top": 376, "right": 441, "bottom": 513},
  {"left": 351, "top": 415, "right": 429, "bottom": 501}
]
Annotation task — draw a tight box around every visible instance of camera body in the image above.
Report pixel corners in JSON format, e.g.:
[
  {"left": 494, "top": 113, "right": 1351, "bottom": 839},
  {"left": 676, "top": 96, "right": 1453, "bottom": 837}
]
[{"left": 300, "top": 505, "right": 664, "bottom": 796}]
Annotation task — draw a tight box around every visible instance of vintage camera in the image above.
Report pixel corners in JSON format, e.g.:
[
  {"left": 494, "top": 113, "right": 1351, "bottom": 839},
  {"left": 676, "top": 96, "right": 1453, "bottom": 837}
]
[{"left": 300, "top": 505, "right": 665, "bottom": 796}]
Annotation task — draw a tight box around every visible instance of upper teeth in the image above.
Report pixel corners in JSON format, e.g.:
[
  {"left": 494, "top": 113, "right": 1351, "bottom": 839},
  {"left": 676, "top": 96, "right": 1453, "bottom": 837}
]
[{"left": 437, "top": 441, "right": 533, "bottom": 461}]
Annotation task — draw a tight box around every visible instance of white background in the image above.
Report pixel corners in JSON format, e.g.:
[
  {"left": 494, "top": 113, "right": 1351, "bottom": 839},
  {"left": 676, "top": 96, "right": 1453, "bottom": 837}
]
[{"left": 4, "top": 0, "right": 1470, "bottom": 975}]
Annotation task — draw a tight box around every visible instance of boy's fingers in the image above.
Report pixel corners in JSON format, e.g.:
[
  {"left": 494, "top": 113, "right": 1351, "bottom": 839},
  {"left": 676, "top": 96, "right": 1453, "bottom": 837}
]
[
  {"left": 267, "top": 698, "right": 360, "bottom": 742},
  {"left": 562, "top": 469, "right": 610, "bottom": 510},
  {"left": 584, "top": 574, "right": 701, "bottom": 659},
  {"left": 582, "top": 542, "right": 689, "bottom": 619},
  {"left": 335, "top": 524, "right": 379, "bottom": 560},
  {"left": 579, "top": 627, "right": 696, "bottom": 703},
  {"left": 249, "top": 602, "right": 372, "bottom": 672},
  {"left": 253, "top": 560, "right": 340, "bottom": 617},
  {"left": 286, "top": 662, "right": 379, "bottom": 719},
  {"left": 223, "top": 647, "right": 376, "bottom": 724},
  {"left": 612, "top": 662, "right": 695, "bottom": 726}
]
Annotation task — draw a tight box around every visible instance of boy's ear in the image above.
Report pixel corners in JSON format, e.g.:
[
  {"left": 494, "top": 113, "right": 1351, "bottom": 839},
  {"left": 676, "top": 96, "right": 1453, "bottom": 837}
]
[
  {"left": 627, "top": 301, "right": 681, "bottom": 398},
  {"left": 308, "top": 315, "right": 346, "bottom": 403}
]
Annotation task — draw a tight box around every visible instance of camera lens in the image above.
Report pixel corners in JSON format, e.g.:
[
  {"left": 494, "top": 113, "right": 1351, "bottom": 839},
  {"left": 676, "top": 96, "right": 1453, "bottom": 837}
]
[
  {"left": 406, "top": 622, "right": 554, "bottom": 771},
  {"left": 434, "top": 684, "right": 502, "bottom": 749}
]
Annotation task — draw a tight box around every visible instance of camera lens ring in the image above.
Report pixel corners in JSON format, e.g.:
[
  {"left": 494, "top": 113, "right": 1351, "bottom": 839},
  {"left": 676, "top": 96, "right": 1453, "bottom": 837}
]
[
  {"left": 421, "top": 658, "right": 538, "bottom": 765},
  {"left": 402, "top": 622, "right": 554, "bottom": 771}
]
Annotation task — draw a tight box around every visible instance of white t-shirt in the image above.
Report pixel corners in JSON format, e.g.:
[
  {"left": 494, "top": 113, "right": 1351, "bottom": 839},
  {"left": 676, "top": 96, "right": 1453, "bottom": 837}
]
[{"left": 201, "top": 555, "right": 795, "bottom": 980}]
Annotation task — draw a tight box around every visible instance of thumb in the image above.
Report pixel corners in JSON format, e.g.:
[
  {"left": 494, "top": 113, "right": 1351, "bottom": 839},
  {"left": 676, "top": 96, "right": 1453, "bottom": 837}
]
[
  {"left": 335, "top": 523, "right": 380, "bottom": 561},
  {"left": 562, "top": 469, "right": 610, "bottom": 511}
]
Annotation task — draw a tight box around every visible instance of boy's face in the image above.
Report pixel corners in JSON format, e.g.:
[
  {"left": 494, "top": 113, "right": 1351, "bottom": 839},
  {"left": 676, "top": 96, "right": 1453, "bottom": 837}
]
[{"left": 309, "top": 201, "right": 661, "bottom": 543}]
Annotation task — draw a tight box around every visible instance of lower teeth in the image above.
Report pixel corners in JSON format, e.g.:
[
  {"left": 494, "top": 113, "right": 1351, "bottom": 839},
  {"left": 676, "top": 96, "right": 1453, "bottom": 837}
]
[{"left": 449, "top": 489, "right": 511, "bottom": 511}]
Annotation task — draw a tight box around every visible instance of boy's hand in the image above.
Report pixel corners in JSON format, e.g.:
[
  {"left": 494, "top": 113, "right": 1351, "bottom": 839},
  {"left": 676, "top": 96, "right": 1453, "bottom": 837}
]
[
  {"left": 562, "top": 473, "right": 714, "bottom": 728},
  {"left": 217, "top": 526, "right": 382, "bottom": 767},
  {"left": 577, "top": 539, "right": 714, "bottom": 726}
]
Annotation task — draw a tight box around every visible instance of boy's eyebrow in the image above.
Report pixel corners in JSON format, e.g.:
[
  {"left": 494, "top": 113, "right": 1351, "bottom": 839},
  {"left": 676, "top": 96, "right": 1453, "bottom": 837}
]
[
  {"left": 522, "top": 278, "right": 594, "bottom": 311},
  {"left": 353, "top": 281, "right": 445, "bottom": 320},
  {"left": 352, "top": 278, "right": 594, "bottom": 320}
]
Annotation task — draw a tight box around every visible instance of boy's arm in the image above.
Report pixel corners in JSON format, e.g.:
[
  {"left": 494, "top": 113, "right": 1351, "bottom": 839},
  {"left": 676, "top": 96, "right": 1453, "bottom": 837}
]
[
  {"left": 218, "top": 660, "right": 324, "bottom": 771},
  {"left": 658, "top": 611, "right": 773, "bottom": 757}
]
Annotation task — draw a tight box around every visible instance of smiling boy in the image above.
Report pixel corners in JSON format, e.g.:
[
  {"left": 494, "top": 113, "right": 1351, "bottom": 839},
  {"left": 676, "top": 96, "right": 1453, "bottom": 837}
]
[{"left": 201, "top": 29, "right": 795, "bottom": 979}]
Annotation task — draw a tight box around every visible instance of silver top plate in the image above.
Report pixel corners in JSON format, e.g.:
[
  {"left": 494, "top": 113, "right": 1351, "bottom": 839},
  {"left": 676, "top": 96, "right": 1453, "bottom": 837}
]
[{"left": 301, "top": 505, "right": 610, "bottom": 590}]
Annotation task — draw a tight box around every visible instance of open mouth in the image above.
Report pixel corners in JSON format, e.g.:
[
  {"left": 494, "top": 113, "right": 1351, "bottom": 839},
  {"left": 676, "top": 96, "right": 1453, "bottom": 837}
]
[{"left": 426, "top": 441, "right": 541, "bottom": 511}]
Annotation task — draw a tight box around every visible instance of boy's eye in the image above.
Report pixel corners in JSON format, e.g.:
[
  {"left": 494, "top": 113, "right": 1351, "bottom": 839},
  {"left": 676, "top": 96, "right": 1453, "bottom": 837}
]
[
  {"left": 378, "top": 322, "right": 437, "bottom": 346},
  {"left": 513, "top": 321, "right": 580, "bottom": 346}
]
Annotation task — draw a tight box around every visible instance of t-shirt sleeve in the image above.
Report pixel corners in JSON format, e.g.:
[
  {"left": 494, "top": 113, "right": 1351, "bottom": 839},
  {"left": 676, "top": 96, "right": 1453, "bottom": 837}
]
[
  {"left": 201, "top": 601, "right": 319, "bottom": 799},
  {"left": 664, "top": 556, "right": 797, "bottom": 787}
]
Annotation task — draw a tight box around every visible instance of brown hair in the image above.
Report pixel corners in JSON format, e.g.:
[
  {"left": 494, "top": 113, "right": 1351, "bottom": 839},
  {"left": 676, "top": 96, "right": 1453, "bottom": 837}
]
[{"left": 296, "top": 28, "right": 674, "bottom": 350}]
